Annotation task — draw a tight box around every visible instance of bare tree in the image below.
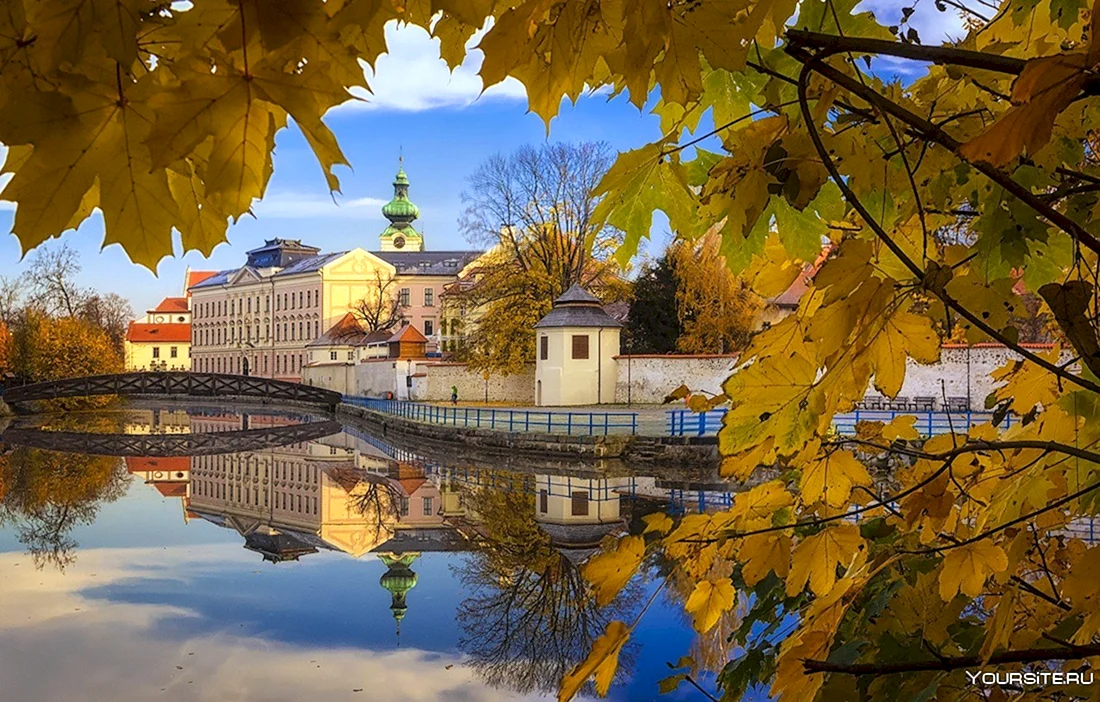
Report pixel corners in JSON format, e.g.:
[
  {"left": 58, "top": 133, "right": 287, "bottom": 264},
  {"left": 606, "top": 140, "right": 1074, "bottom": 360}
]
[
  {"left": 22, "top": 243, "right": 89, "bottom": 318},
  {"left": 458, "top": 142, "right": 622, "bottom": 298},
  {"left": 78, "top": 292, "right": 133, "bottom": 351},
  {"left": 0, "top": 275, "right": 22, "bottom": 324},
  {"left": 347, "top": 271, "right": 401, "bottom": 334}
]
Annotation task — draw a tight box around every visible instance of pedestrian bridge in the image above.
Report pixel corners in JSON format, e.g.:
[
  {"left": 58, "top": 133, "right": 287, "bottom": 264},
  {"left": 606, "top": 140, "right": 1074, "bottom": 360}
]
[
  {"left": 1, "top": 372, "right": 342, "bottom": 410},
  {"left": 1, "top": 419, "right": 344, "bottom": 457}
]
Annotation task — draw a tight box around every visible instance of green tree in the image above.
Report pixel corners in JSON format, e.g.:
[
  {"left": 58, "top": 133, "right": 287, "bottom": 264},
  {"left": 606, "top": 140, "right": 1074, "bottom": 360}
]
[{"left": 623, "top": 254, "right": 682, "bottom": 354}]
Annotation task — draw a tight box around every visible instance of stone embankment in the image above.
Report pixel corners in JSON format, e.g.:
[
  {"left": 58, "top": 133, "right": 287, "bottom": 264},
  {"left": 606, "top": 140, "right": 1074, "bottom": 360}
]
[{"left": 336, "top": 402, "right": 718, "bottom": 467}]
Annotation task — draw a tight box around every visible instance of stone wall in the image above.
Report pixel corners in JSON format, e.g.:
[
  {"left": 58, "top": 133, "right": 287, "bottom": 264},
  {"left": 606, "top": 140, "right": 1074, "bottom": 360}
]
[
  {"left": 300, "top": 363, "right": 356, "bottom": 395},
  {"left": 411, "top": 362, "right": 536, "bottom": 404},
  {"left": 614, "top": 354, "right": 740, "bottom": 404}
]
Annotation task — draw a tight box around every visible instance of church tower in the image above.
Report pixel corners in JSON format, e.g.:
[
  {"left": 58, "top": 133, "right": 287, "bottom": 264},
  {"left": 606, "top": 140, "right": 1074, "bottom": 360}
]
[{"left": 379, "top": 159, "right": 424, "bottom": 252}]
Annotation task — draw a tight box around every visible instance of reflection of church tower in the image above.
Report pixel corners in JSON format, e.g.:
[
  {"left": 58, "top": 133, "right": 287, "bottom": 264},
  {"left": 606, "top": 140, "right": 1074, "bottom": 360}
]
[
  {"left": 379, "top": 159, "right": 424, "bottom": 252},
  {"left": 378, "top": 552, "right": 421, "bottom": 639}
]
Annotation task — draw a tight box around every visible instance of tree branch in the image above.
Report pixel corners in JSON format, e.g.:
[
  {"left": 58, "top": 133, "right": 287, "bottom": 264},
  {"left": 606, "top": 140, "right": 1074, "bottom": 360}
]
[
  {"left": 785, "top": 29, "right": 1026, "bottom": 74},
  {"left": 803, "top": 642, "right": 1100, "bottom": 675}
]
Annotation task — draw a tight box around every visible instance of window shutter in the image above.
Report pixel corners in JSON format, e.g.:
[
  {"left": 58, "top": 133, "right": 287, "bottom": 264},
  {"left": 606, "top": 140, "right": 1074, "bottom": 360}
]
[
  {"left": 540, "top": 336, "right": 548, "bottom": 360},
  {"left": 571, "top": 335, "right": 589, "bottom": 360}
]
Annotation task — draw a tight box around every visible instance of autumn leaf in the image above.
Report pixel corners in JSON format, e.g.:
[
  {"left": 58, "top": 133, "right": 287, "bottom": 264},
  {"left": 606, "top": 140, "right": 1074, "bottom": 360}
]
[
  {"left": 684, "top": 578, "right": 737, "bottom": 633},
  {"left": 739, "top": 532, "right": 792, "bottom": 586},
  {"left": 558, "top": 620, "right": 630, "bottom": 702},
  {"left": 582, "top": 535, "right": 645, "bottom": 606},
  {"left": 938, "top": 541, "right": 1009, "bottom": 600},
  {"left": 642, "top": 512, "right": 674, "bottom": 536},
  {"left": 800, "top": 449, "right": 872, "bottom": 507},
  {"left": 787, "top": 525, "right": 866, "bottom": 597}
]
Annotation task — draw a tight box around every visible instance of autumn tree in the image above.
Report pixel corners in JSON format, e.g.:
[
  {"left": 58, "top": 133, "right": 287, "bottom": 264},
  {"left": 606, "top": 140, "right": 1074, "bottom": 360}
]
[
  {"left": 78, "top": 292, "right": 134, "bottom": 352},
  {"left": 7, "top": 311, "right": 123, "bottom": 408},
  {"left": 6, "top": 2, "right": 1100, "bottom": 701},
  {"left": 623, "top": 254, "right": 682, "bottom": 354},
  {"left": 671, "top": 234, "right": 764, "bottom": 355},
  {"left": 449, "top": 143, "right": 627, "bottom": 374}
]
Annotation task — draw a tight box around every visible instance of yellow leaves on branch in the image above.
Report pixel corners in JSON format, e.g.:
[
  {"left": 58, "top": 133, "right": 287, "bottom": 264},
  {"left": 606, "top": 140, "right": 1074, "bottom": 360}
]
[
  {"left": 960, "top": 0, "right": 1100, "bottom": 165},
  {"left": 558, "top": 620, "right": 630, "bottom": 702},
  {"left": 582, "top": 535, "right": 645, "bottom": 607},
  {"left": 787, "top": 525, "right": 866, "bottom": 597},
  {"left": 684, "top": 578, "right": 737, "bottom": 633},
  {"left": 938, "top": 541, "right": 1009, "bottom": 600},
  {"left": 800, "top": 449, "right": 872, "bottom": 508}
]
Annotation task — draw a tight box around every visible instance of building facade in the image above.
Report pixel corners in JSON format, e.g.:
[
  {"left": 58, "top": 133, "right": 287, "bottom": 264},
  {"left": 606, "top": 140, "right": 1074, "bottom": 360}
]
[
  {"left": 124, "top": 269, "right": 216, "bottom": 371},
  {"left": 534, "top": 285, "right": 622, "bottom": 406},
  {"left": 188, "top": 165, "right": 481, "bottom": 381}
]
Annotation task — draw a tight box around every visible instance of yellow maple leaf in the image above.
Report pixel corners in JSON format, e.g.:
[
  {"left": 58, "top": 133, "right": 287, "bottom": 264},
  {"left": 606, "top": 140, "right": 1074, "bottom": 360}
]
[
  {"left": 642, "top": 512, "right": 674, "bottom": 536},
  {"left": 938, "top": 541, "right": 1009, "bottom": 600},
  {"left": 869, "top": 308, "right": 940, "bottom": 399},
  {"left": 731, "top": 480, "right": 793, "bottom": 528},
  {"left": 787, "top": 525, "right": 866, "bottom": 597},
  {"left": 582, "top": 535, "right": 645, "bottom": 606},
  {"left": 739, "top": 532, "right": 792, "bottom": 587},
  {"left": 684, "top": 577, "right": 737, "bottom": 633},
  {"left": 800, "top": 449, "right": 872, "bottom": 508},
  {"left": 558, "top": 620, "right": 630, "bottom": 702},
  {"left": 882, "top": 415, "right": 919, "bottom": 441}
]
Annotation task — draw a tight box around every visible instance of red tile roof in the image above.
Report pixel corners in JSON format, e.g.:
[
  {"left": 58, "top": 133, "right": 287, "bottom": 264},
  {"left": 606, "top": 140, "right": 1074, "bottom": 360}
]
[
  {"left": 125, "top": 457, "right": 190, "bottom": 474},
  {"left": 153, "top": 297, "right": 189, "bottom": 313},
  {"left": 186, "top": 270, "right": 218, "bottom": 291},
  {"left": 388, "top": 324, "right": 428, "bottom": 343},
  {"left": 127, "top": 321, "right": 191, "bottom": 343},
  {"left": 154, "top": 482, "right": 189, "bottom": 498}
]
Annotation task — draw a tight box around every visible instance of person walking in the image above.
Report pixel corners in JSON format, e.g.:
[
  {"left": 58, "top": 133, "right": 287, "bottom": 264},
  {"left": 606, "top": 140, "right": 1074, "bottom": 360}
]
[{"left": 451, "top": 385, "right": 458, "bottom": 405}]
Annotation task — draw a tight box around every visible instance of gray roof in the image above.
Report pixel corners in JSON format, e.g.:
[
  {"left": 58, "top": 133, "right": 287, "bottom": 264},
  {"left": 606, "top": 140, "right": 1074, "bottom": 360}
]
[
  {"left": 189, "top": 269, "right": 236, "bottom": 290},
  {"left": 538, "top": 520, "right": 626, "bottom": 549},
  {"left": 555, "top": 284, "right": 601, "bottom": 304},
  {"left": 275, "top": 251, "right": 348, "bottom": 276},
  {"left": 375, "top": 250, "right": 481, "bottom": 276}
]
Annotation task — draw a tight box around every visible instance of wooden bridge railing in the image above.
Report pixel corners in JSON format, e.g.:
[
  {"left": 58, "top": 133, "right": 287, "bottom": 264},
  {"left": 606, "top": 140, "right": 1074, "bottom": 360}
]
[{"left": 1, "top": 372, "right": 342, "bottom": 409}]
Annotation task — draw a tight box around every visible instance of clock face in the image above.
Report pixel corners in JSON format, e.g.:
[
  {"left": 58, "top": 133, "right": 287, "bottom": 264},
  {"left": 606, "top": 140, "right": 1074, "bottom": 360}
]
[{"left": 393, "top": 235, "right": 406, "bottom": 249}]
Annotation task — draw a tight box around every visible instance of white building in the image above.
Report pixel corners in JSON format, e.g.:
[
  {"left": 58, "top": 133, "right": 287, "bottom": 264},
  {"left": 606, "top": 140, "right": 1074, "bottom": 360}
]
[{"left": 534, "top": 285, "right": 622, "bottom": 406}]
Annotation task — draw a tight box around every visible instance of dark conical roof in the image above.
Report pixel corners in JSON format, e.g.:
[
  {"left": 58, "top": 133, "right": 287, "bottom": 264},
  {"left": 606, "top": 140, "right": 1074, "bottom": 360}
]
[
  {"left": 535, "top": 285, "right": 623, "bottom": 329},
  {"left": 555, "top": 284, "right": 601, "bottom": 305}
]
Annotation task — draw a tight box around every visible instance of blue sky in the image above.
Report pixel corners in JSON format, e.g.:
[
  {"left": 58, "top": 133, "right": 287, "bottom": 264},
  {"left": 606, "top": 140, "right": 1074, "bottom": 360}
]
[{"left": 0, "top": 6, "right": 963, "bottom": 316}]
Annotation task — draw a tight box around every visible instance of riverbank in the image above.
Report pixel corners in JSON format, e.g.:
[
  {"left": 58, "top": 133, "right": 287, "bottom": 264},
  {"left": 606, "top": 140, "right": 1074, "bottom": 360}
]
[{"left": 336, "top": 401, "right": 719, "bottom": 467}]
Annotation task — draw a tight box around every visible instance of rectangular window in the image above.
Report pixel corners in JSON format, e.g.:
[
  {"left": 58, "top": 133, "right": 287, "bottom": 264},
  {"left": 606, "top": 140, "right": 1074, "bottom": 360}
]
[
  {"left": 299, "top": 291, "right": 303, "bottom": 308},
  {"left": 540, "top": 336, "right": 548, "bottom": 360},
  {"left": 540, "top": 489, "right": 548, "bottom": 513},
  {"left": 571, "top": 334, "right": 589, "bottom": 360},
  {"left": 347, "top": 350, "right": 354, "bottom": 360},
  {"left": 423, "top": 496, "right": 434, "bottom": 515},
  {"left": 330, "top": 351, "right": 337, "bottom": 361},
  {"left": 571, "top": 491, "right": 589, "bottom": 516},
  {"left": 398, "top": 288, "right": 410, "bottom": 307},
  {"left": 399, "top": 497, "right": 409, "bottom": 516},
  {"left": 424, "top": 320, "right": 433, "bottom": 336},
  {"left": 152, "top": 347, "right": 160, "bottom": 359},
  {"left": 424, "top": 288, "right": 434, "bottom": 306},
  {"left": 170, "top": 346, "right": 178, "bottom": 358}
]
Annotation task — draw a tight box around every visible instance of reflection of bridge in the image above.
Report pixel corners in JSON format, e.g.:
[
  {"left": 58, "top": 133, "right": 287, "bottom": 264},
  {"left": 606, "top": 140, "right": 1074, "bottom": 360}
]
[
  {"left": 0, "top": 420, "right": 343, "bottom": 457},
  {"left": 1, "top": 372, "right": 342, "bottom": 410}
]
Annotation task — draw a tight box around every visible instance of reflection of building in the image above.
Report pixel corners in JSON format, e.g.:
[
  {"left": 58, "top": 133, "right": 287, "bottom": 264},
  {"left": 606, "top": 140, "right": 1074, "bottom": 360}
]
[
  {"left": 125, "top": 456, "right": 190, "bottom": 502},
  {"left": 378, "top": 552, "right": 420, "bottom": 635},
  {"left": 533, "top": 474, "right": 630, "bottom": 561},
  {"left": 124, "top": 269, "right": 216, "bottom": 371},
  {"left": 122, "top": 408, "right": 192, "bottom": 435}
]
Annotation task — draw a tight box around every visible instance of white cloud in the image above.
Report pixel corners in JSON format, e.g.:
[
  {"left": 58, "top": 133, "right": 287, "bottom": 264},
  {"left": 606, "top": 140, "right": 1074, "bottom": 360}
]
[
  {"left": 254, "top": 192, "right": 389, "bottom": 219},
  {"left": 337, "top": 20, "right": 527, "bottom": 112},
  {"left": 0, "top": 547, "right": 557, "bottom": 701}
]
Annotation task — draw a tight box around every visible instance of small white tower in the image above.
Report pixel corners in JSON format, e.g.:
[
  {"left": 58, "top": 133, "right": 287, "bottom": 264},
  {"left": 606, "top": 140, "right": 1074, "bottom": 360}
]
[{"left": 534, "top": 285, "right": 621, "bottom": 406}]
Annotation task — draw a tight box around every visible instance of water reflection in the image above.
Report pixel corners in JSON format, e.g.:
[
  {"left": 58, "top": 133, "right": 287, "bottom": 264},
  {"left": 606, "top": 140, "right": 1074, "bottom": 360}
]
[{"left": 0, "top": 405, "right": 726, "bottom": 700}]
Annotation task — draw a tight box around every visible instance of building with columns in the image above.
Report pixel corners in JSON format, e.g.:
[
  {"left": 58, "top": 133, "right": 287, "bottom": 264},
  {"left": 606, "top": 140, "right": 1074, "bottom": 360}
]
[{"left": 188, "top": 165, "right": 481, "bottom": 380}]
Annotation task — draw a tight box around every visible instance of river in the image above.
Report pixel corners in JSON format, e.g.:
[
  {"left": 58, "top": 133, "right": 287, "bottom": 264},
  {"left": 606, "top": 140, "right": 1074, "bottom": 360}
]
[{"left": 0, "top": 403, "right": 742, "bottom": 702}]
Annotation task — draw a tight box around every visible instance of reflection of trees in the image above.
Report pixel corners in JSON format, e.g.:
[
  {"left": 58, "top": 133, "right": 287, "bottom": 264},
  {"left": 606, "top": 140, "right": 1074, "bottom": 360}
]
[
  {"left": 452, "top": 486, "right": 639, "bottom": 696},
  {"left": 340, "top": 467, "right": 403, "bottom": 549},
  {"left": 0, "top": 447, "right": 129, "bottom": 570}
]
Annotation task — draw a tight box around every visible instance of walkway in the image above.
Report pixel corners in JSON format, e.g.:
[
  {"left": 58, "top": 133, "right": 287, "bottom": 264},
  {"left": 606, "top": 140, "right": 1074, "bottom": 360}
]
[{"left": 343, "top": 396, "right": 1018, "bottom": 439}]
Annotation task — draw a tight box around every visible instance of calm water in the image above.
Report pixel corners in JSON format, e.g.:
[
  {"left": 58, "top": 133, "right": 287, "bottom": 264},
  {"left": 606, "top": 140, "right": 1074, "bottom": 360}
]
[{"left": 0, "top": 404, "right": 732, "bottom": 702}]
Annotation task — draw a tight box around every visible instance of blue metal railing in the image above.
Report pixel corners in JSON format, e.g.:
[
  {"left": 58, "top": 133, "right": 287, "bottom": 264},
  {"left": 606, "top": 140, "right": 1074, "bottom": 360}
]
[
  {"left": 343, "top": 396, "right": 639, "bottom": 436},
  {"left": 666, "top": 408, "right": 1018, "bottom": 437}
]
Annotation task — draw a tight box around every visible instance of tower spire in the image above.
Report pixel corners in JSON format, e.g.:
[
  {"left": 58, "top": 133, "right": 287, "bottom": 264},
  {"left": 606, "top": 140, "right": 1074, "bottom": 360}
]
[{"left": 380, "top": 158, "right": 422, "bottom": 252}]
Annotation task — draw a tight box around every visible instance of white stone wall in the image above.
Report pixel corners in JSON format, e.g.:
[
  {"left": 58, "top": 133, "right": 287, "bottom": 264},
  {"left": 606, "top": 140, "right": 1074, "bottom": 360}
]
[
  {"left": 411, "top": 362, "right": 536, "bottom": 404},
  {"left": 300, "top": 362, "right": 356, "bottom": 395},
  {"left": 355, "top": 358, "right": 405, "bottom": 399},
  {"left": 614, "top": 355, "right": 740, "bottom": 404}
]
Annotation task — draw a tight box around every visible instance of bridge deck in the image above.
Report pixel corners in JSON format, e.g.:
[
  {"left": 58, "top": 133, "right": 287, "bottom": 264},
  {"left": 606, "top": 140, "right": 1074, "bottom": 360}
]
[{"left": 2, "top": 372, "right": 342, "bottom": 409}]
